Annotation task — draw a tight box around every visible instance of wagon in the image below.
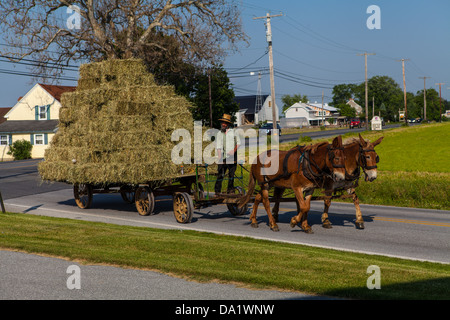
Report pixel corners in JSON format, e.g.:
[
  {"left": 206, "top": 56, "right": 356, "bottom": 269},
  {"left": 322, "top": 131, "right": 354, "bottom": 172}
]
[{"left": 72, "top": 164, "right": 249, "bottom": 224}]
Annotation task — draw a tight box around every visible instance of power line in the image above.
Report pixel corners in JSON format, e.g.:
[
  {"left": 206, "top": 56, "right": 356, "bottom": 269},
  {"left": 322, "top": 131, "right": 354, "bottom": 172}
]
[
  {"left": 283, "top": 15, "right": 366, "bottom": 54},
  {"left": 0, "top": 56, "right": 79, "bottom": 72},
  {"left": 226, "top": 51, "right": 268, "bottom": 73},
  {"left": 0, "top": 68, "right": 77, "bottom": 82},
  {"left": 274, "top": 49, "right": 360, "bottom": 74},
  {"left": 274, "top": 72, "right": 333, "bottom": 89}
]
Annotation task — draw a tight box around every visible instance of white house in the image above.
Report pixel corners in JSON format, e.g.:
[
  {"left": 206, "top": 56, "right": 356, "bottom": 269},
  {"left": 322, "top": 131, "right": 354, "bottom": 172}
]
[
  {"left": 233, "top": 95, "right": 280, "bottom": 126},
  {"left": 0, "top": 83, "right": 76, "bottom": 160},
  {"left": 347, "top": 98, "right": 363, "bottom": 115},
  {"left": 284, "top": 101, "right": 339, "bottom": 126}
]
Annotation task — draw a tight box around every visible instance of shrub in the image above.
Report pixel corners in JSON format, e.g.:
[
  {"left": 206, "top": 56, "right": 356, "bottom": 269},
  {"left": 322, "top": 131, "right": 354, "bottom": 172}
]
[
  {"left": 297, "top": 135, "right": 312, "bottom": 143},
  {"left": 7, "top": 139, "right": 32, "bottom": 160}
]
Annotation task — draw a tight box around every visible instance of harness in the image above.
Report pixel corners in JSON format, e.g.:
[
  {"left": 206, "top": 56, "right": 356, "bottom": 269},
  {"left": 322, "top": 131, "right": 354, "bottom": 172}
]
[
  {"left": 260, "top": 145, "right": 304, "bottom": 186},
  {"left": 260, "top": 144, "right": 344, "bottom": 186},
  {"left": 358, "top": 146, "right": 379, "bottom": 170},
  {"left": 301, "top": 144, "right": 344, "bottom": 183}
]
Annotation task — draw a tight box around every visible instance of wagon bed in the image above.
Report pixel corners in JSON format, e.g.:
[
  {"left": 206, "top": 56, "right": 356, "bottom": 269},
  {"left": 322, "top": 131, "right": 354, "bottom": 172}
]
[{"left": 72, "top": 165, "right": 248, "bottom": 224}]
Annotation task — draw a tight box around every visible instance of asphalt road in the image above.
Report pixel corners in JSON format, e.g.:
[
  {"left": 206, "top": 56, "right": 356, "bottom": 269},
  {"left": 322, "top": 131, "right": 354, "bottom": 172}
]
[
  {"left": 2, "top": 160, "right": 449, "bottom": 264},
  {"left": 242, "top": 124, "right": 401, "bottom": 149},
  {"left": 280, "top": 124, "right": 402, "bottom": 142}
]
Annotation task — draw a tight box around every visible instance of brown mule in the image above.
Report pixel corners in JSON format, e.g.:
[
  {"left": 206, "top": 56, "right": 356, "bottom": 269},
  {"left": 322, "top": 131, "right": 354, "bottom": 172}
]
[
  {"left": 238, "top": 136, "right": 346, "bottom": 233},
  {"left": 320, "top": 134, "right": 383, "bottom": 229},
  {"left": 269, "top": 134, "right": 383, "bottom": 230}
]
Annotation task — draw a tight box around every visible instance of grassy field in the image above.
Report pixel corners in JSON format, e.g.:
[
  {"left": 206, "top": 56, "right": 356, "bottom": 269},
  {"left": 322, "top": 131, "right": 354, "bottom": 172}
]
[{"left": 1, "top": 212, "right": 449, "bottom": 300}]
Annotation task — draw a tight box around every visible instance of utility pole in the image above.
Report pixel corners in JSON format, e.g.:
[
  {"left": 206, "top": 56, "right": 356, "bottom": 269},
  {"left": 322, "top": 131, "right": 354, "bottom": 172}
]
[
  {"left": 208, "top": 68, "right": 213, "bottom": 128},
  {"left": 254, "top": 12, "right": 282, "bottom": 132},
  {"left": 321, "top": 90, "right": 324, "bottom": 126},
  {"left": 372, "top": 96, "right": 375, "bottom": 118},
  {"left": 436, "top": 83, "right": 445, "bottom": 123},
  {"left": 357, "top": 52, "right": 375, "bottom": 130},
  {"left": 397, "top": 59, "right": 410, "bottom": 125},
  {"left": 419, "top": 77, "right": 431, "bottom": 121}
]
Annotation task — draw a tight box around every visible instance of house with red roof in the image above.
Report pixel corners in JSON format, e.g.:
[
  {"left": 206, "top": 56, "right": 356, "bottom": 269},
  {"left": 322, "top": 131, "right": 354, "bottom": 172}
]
[{"left": 0, "top": 83, "right": 76, "bottom": 160}]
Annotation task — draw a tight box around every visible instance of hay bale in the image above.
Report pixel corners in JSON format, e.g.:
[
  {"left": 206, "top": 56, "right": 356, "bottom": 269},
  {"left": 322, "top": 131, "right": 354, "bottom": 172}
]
[{"left": 39, "top": 58, "right": 212, "bottom": 185}]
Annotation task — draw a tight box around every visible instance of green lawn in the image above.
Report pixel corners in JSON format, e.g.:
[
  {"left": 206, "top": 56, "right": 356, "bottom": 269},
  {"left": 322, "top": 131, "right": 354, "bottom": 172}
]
[
  {"left": 1, "top": 212, "right": 449, "bottom": 300},
  {"left": 361, "top": 123, "right": 450, "bottom": 173}
]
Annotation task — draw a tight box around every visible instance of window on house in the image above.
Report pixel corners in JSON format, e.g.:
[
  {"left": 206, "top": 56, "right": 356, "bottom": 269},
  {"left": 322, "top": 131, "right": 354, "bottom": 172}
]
[
  {"left": 0, "top": 135, "right": 8, "bottom": 145},
  {"left": 35, "top": 134, "right": 44, "bottom": 145},
  {"left": 39, "top": 106, "right": 47, "bottom": 120}
]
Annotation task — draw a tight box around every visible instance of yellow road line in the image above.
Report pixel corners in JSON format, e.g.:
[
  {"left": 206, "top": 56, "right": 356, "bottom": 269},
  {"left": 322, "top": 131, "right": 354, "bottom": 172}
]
[
  {"left": 0, "top": 163, "right": 40, "bottom": 170},
  {"left": 371, "top": 217, "right": 450, "bottom": 228},
  {"left": 250, "top": 205, "right": 450, "bottom": 228}
]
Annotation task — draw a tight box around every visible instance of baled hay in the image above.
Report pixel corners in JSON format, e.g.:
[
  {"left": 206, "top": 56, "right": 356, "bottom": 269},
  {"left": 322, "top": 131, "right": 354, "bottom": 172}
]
[{"left": 39, "top": 58, "right": 215, "bottom": 185}]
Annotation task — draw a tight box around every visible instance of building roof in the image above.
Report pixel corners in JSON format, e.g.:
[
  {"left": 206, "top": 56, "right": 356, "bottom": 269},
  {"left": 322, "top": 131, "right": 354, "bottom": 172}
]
[
  {"left": 0, "top": 107, "right": 11, "bottom": 124},
  {"left": 0, "top": 120, "right": 58, "bottom": 133},
  {"left": 233, "top": 95, "right": 269, "bottom": 115},
  {"left": 307, "top": 102, "right": 338, "bottom": 112},
  {"left": 39, "top": 83, "right": 77, "bottom": 102}
]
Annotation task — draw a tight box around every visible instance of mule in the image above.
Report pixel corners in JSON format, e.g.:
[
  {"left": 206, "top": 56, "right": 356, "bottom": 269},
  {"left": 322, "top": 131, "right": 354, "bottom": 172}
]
[
  {"left": 270, "top": 134, "right": 383, "bottom": 230},
  {"left": 320, "top": 134, "right": 383, "bottom": 229},
  {"left": 238, "top": 136, "right": 346, "bottom": 233}
]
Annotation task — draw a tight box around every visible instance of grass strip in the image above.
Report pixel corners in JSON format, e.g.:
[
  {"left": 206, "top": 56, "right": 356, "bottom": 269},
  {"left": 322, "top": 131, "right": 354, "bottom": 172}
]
[{"left": 0, "top": 212, "right": 449, "bottom": 300}]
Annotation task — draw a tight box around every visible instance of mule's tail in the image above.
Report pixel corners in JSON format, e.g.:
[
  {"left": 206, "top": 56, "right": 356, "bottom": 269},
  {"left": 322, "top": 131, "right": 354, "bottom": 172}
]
[{"left": 238, "top": 169, "right": 256, "bottom": 208}]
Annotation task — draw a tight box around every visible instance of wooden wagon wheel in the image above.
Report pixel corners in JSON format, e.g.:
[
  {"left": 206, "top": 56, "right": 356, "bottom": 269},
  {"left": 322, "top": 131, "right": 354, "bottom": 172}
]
[
  {"left": 73, "top": 183, "right": 93, "bottom": 209},
  {"left": 173, "top": 192, "right": 193, "bottom": 224},
  {"left": 227, "top": 186, "right": 248, "bottom": 216},
  {"left": 120, "top": 185, "right": 136, "bottom": 204},
  {"left": 135, "top": 186, "right": 155, "bottom": 216}
]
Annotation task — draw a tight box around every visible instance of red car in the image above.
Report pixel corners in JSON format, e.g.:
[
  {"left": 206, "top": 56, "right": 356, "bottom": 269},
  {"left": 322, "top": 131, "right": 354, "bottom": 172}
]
[{"left": 349, "top": 118, "right": 362, "bottom": 129}]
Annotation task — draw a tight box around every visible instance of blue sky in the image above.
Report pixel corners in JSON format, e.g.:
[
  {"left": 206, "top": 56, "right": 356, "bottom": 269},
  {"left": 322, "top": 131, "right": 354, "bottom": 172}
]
[
  {"left": 225, "top": 0, "right": 450, "bottom": 107},
  {"left": 1, "top": 0, "right": 449, "bottom": 110}
]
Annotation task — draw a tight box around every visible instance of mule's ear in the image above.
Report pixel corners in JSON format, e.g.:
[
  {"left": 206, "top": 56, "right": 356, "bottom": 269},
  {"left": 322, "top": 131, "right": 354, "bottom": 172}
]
[
  {"left": 372, "top": 136, "right": 384, "bottom": 147},
  {"left": 332, "top": 135, "right": 343, "bottom": 148},
  {"left": 359, "top": 133, "right": 367, "bottom": 147}
]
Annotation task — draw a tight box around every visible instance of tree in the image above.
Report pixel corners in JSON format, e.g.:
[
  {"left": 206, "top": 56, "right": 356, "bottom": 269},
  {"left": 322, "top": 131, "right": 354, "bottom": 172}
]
[
  {"left": 330, "top": 84, "right": 357, "bottom": 106},
  {"left": 281, "top": 93, "right": 308, "bottom": 113},
  {"left": 0, "top": 0, "right": 248, "bottom": 80},
  {"left": 414, "top": 88, "right": 443, "bottom": 121},
  {"left": 336, "top": 103, "right": 356, "bottom": 118},
  {"left": 332, "top": 76, "right": 405, "bottom": 121},
  {"left": 190, "top": 65, "right": 239, "bottom": 128}
]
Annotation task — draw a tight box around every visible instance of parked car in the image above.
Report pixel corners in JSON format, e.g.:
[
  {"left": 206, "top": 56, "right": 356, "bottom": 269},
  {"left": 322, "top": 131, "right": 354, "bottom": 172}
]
[
  {"left": 349, "top": 118, "right": 362, "bottom": 129},
  {"left": 260, "top": 123, "right": 282, "bottom": 135}
]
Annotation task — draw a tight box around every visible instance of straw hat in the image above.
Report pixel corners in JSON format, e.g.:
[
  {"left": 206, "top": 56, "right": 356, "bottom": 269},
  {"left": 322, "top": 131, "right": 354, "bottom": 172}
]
[{"left": 218, "top": 113, "right": 233, "bottom": 124}]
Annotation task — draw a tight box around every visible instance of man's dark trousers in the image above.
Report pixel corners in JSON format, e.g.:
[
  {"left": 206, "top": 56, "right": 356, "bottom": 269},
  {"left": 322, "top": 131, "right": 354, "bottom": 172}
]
[{"left": 214, "top": 162, "right": 237, "bottom": 194}]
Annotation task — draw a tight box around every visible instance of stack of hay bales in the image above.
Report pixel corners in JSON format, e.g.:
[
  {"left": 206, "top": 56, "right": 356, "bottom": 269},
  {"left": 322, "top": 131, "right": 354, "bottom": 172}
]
[{"left": 39, "top": 58, "right": 206, "bottom": 185}]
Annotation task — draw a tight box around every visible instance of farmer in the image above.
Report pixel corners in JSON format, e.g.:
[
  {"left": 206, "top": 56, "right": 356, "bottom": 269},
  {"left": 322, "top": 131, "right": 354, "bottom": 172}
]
[{"left": 214, "top": 114, "right": 241, "bottom": 195}]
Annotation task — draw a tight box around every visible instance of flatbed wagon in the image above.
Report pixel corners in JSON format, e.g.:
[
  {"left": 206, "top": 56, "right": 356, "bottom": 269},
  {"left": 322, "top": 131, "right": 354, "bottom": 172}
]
[
  {"left": 72, "top": 164, "right": 249, "bottom": 224},
  {"left": 72, "top": 162, "right": 356, "bottom": 226}
]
